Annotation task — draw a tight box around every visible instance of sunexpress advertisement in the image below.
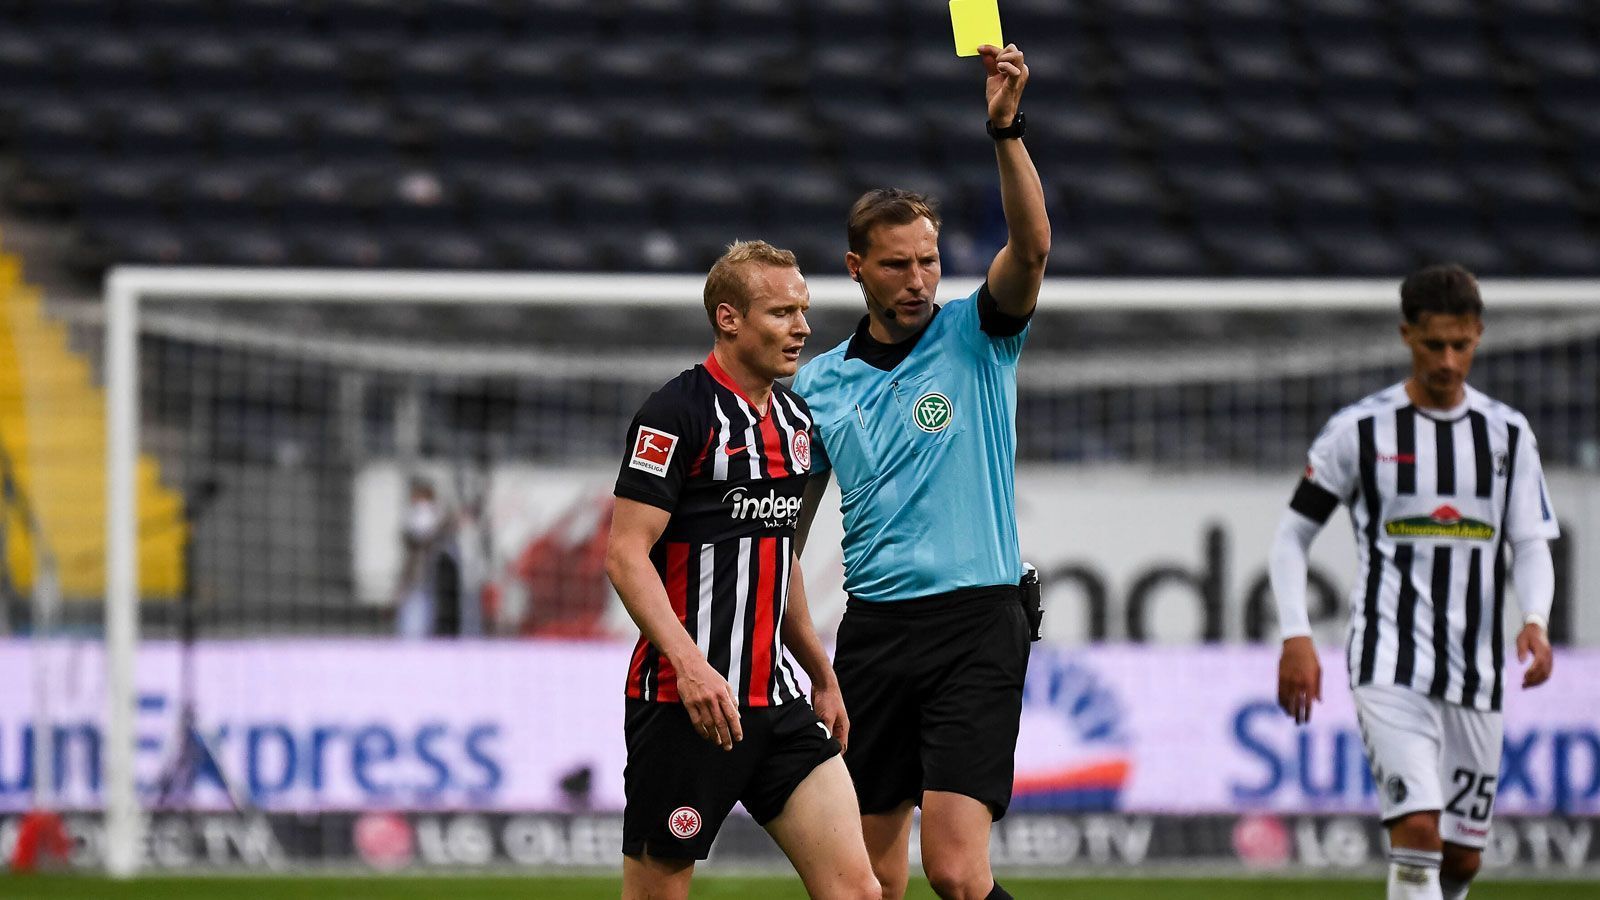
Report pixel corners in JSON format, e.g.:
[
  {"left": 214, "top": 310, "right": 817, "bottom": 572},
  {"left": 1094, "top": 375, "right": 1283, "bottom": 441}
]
[{"left": 1, "top": 641, "right": 1597, "bottom": 817}]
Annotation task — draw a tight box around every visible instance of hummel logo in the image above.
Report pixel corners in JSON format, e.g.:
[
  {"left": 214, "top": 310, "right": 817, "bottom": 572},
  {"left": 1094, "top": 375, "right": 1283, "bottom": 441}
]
[{"left": 724, "top": 445, "right": 748, "bottom": 456}]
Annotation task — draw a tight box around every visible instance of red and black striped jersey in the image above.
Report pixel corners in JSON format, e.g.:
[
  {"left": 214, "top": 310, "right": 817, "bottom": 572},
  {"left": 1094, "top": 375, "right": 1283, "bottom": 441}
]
[{"left": 613, "top": 351, "right": 816, "bottom": 707}]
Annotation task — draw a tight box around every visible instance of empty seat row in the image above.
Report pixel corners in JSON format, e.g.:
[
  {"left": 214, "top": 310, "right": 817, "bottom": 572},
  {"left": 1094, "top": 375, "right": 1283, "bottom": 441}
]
[
  {"left": 5, "top": 88, "right": 1584, "bottom": 165},
  {"left": 3, "top": 0, "right": 1597, "bottom": 278},
  {"left": 69, "top": 207, "right": 1600, "bottom": 278}
]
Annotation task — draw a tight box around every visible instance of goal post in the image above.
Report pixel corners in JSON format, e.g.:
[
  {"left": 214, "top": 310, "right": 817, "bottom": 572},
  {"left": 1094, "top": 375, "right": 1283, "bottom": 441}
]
[{"left": 97, "top": 267, "right": 1600, "bottom": 877}]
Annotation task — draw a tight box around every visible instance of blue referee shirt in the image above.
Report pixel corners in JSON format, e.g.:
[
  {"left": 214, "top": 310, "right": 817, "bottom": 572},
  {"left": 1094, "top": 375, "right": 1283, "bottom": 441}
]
[{"left": 793, "top": 285, "right": 1028, "bottom": 602}]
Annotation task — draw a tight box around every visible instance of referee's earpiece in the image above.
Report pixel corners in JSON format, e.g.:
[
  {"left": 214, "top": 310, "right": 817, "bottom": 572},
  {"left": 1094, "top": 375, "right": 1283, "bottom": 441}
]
[{"left": 855, "top": 274, "right": 897, "bottom": 321}]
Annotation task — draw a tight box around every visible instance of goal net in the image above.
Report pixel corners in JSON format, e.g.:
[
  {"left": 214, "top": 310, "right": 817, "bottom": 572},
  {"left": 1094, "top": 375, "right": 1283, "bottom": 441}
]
[{"left": 4, "top": 268, "right": 1597, "bottom": 876}]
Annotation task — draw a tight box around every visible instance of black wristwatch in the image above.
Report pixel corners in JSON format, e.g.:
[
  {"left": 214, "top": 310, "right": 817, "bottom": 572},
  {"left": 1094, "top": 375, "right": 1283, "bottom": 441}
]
[{"left": 986, "top": 112, "right": 1026, "bottom": 141}]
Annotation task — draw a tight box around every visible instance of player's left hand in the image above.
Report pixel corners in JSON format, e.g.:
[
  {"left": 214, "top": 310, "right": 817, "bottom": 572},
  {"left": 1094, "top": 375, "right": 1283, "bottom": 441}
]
[
  {"left": 1277, "top": 636, "right": 1321, "bottom": 725},
  {"left": 811, "top": 681, "right": 850, "bottom": 754},
  {"left": 1516, "top": 621, "right": 1553, "bottom": 688},
  {"left": 979, "top": 43, "right": 1028, "bottom": 128}
]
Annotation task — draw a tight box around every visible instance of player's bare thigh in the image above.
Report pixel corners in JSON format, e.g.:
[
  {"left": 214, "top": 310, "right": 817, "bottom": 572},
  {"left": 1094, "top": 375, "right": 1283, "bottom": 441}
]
[
  {"left": 861, "top": 801, "right": 915, "bottom": 900},
  {"left": 920, "top": 790, "right": 996, "bottom": 899},
  {"left": 621, "top": 850, "right": 694, "bottom": 900},
  {"left": 1389, "top": 809, "right": 1443, "bottom": 851},
  {"left": 764, "top": 755, "right": 881, "bottom": 900}
]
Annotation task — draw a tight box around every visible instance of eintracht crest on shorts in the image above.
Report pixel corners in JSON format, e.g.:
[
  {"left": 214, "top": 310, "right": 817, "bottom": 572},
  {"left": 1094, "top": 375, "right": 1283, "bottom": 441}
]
[
  {"left": 1290, "top": 384, "right": 1559, "bottom": 711},
  {"left": 613, "top": 352, "right": 814, "bottom": 707}
]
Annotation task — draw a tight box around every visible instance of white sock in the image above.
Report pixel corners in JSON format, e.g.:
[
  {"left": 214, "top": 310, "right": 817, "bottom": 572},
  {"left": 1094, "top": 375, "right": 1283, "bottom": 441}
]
[
  {"left": 1388, "top": 848, "right": 1443, "bottom": 900},
  {"left": 1439, "top": 876, "right": 1469, "bottom": 900}
]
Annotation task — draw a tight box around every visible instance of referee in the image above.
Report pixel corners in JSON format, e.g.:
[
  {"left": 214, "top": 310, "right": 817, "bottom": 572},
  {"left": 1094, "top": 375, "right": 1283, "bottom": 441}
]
[{"left": 794, "top": 44, "right": 1049, "bottom": 900}]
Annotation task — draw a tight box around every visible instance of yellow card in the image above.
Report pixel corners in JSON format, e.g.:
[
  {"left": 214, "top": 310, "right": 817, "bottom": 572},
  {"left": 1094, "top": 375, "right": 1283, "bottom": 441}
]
[{"left": 949, "top": 0, "right": 1003, "bottom": 57}]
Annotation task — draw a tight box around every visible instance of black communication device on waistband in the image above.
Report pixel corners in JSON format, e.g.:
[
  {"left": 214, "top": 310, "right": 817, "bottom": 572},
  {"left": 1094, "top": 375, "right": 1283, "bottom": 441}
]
[{"left": 1019, "top": 563, "right": 1042, "bottom": 642}]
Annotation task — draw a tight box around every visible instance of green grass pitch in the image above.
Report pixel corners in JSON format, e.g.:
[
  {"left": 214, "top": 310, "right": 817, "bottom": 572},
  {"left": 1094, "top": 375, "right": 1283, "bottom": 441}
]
[{"left": 5, "top": 876, "right": 1597, "bottom": 899}]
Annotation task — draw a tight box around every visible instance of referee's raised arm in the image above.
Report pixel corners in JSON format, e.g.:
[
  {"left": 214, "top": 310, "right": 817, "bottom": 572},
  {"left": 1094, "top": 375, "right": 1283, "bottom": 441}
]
[{"left": 978, "top": 43, "right": 1050, "bottom": 319}]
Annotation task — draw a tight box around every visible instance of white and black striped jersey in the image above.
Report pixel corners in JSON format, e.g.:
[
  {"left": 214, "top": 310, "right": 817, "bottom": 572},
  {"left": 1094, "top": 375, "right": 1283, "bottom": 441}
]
[
  {"left": 1291, "top": 383, "right": 1559, "bottom": 711},
  {"left": 613, "top": 352, "right": 815, "bottom": 708}
]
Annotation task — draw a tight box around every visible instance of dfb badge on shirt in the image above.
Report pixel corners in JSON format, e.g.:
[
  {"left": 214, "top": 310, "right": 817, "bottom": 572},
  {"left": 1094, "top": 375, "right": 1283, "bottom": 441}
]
[{"left": 630, "top": 426, "right": 678, "bottom": 477}]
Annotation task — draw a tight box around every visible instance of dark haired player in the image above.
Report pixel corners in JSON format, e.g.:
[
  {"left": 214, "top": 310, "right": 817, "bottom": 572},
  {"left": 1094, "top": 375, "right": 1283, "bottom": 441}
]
[{"left": 1270, "top": 264, "right": 1559, "bottom": 900}]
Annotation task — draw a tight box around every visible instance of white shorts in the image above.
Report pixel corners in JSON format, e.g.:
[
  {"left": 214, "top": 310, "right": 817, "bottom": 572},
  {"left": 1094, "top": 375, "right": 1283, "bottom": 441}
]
[{"left": 1352, "top": 684, "right": 1503, "bottom": 849}]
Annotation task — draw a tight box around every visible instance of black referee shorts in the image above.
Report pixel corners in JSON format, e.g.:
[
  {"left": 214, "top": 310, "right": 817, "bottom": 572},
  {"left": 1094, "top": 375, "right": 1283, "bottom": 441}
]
[
  {"left": 834, "top": 584, "right": 1030, "bottom": 820},
  {"left": 622, "top": 698, "right": 840, "bottom": 860}
]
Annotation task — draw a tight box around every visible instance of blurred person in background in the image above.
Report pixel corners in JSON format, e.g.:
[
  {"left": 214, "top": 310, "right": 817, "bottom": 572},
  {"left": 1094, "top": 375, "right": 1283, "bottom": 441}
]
[
  {"left": 794, "top": 44, "right": 1049, "bottom": 900},
  {"left": 1271, "top": 264, "right": 1560, "bottom": 900},
  {"left": 394, "top": 476, "right": 477, "bottom": 638},
  {"left": 605, "top": 241, "right": 878, "bottom": 900}
]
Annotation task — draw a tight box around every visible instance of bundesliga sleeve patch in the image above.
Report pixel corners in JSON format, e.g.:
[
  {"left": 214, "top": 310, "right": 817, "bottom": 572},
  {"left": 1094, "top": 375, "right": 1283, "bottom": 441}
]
[{"left": 629, "top": 426, "right": 679, "bottom": 477}]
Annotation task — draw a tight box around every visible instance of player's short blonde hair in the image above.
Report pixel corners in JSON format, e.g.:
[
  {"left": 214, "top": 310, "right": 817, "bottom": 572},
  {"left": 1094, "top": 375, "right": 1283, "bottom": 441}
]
[{"left": 702, "top": 240, "right": 799, "bottom": 336}]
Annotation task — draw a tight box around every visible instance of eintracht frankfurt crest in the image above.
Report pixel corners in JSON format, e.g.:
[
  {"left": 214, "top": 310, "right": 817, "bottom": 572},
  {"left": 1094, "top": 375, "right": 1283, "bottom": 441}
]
[
  {"left": 913, "top": 392, "right": 952, "bottom": 433},
  {"left": 668, "top": 806, "right": 702, "bottom": 839}
]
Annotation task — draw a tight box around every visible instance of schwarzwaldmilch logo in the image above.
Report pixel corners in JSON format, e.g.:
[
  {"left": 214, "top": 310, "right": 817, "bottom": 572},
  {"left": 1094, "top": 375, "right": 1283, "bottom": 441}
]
[
  {"left": 1384, "top": 504, "right": 1495, "bottom": 541},
  {"left": 913, "top": 392, "right": 952, "bottom": 433}
]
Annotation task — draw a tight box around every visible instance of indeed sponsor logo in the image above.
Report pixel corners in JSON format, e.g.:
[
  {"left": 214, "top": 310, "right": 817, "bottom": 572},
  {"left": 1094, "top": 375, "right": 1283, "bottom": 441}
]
[
  {"left": 722, "top": 487, "right": 801, "bottom": 524},
  {"left": 0, "top": 692, "right": 504, "bottom": 808},
  {"left": 1229, "top": 701, "right": 1600, "bottom": 812}
]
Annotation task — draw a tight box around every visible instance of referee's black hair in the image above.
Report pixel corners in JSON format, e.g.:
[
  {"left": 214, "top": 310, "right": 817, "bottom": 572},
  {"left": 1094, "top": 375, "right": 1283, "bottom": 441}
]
[{"left": 1400, "top": 263, "right": 1484, "bottom": 323}]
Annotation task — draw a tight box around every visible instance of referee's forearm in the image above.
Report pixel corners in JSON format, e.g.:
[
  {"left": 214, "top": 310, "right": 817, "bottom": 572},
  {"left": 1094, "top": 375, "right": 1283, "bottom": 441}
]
[
  {"left": 987, "top": 137, "right": 1049, "bottom": 313},
  {"left": 994, "top": 137, "right": 1050, "bottom": 267}
]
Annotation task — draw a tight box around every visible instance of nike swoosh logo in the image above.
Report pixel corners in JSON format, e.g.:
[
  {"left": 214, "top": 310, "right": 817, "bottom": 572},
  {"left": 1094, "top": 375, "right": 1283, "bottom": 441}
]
[{"left": 724, "top": 445, "right": 748, "bottom": 456}]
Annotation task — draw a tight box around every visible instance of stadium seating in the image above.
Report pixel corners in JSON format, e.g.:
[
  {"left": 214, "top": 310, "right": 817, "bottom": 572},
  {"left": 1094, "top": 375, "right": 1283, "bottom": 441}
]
[
  {"left": 0, "top": 253, "right": 186, "bottom": 600},
  {"left": 0, "top": 0, "right": 1595, "bottom": 277}
]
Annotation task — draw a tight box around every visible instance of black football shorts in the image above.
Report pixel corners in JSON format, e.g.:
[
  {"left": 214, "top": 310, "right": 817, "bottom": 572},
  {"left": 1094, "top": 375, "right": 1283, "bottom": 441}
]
[
  {"left": 833, "top": 584, "right": 1030, "bottom": 820},
  {"left": 622, "top": 697, "right": 840, "bottom": 860}
]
